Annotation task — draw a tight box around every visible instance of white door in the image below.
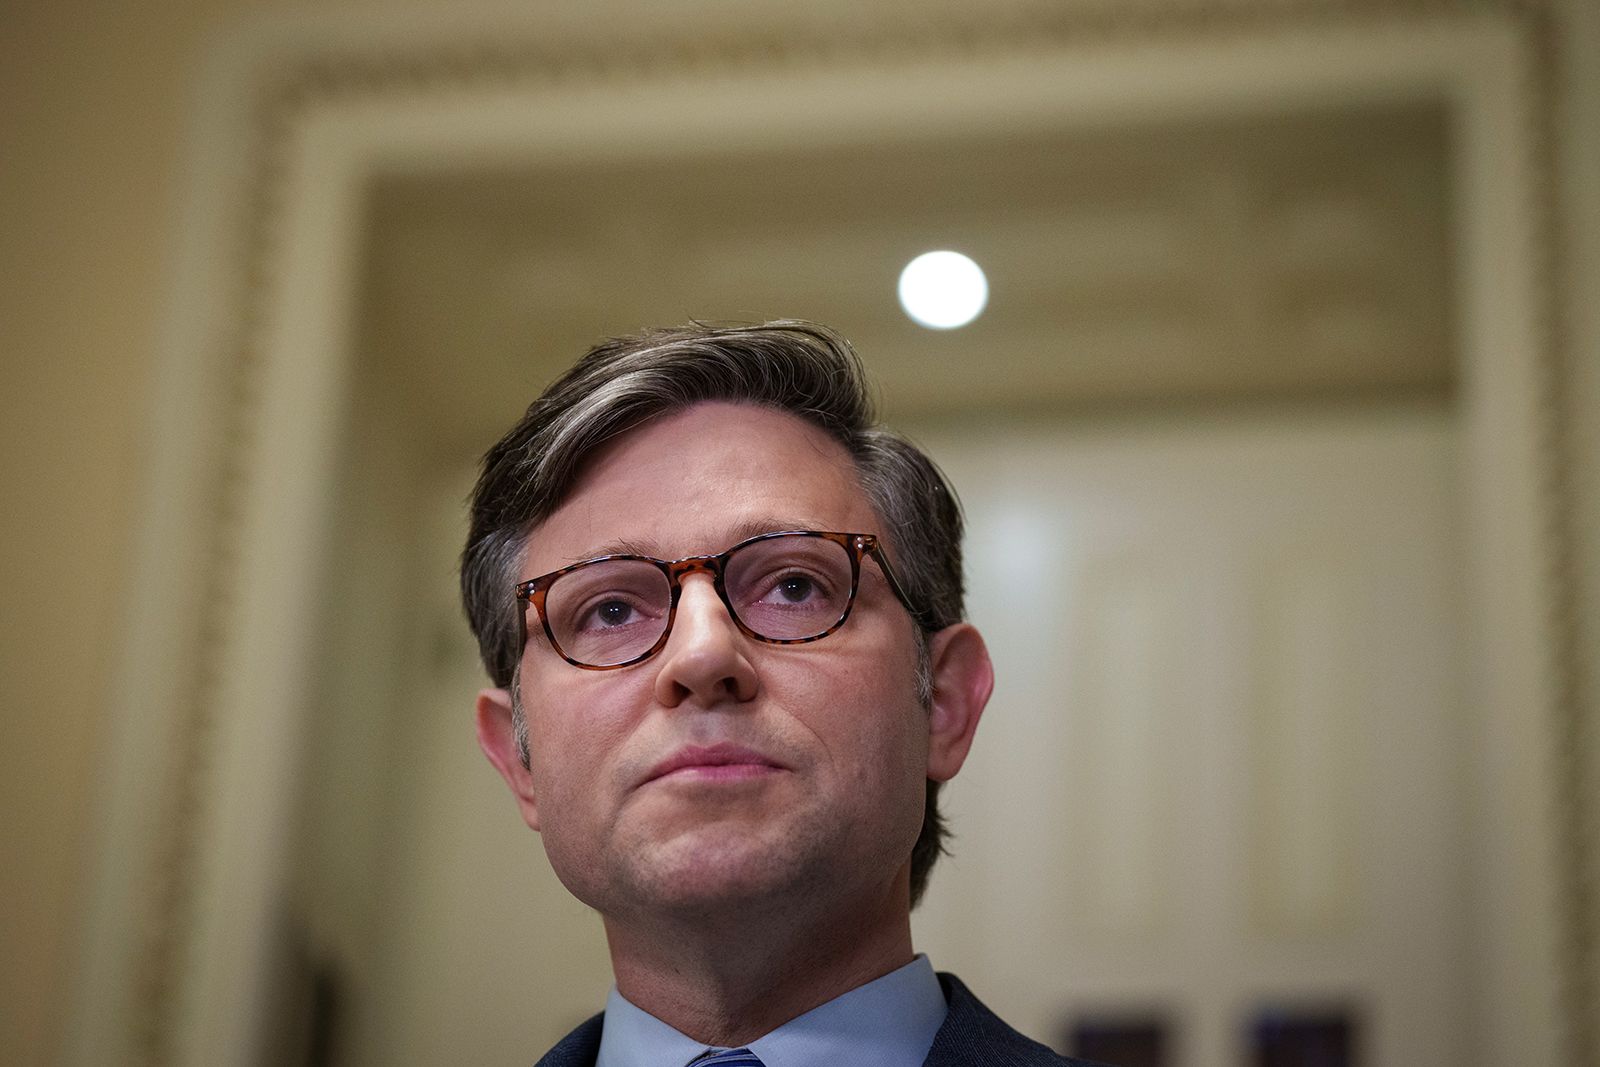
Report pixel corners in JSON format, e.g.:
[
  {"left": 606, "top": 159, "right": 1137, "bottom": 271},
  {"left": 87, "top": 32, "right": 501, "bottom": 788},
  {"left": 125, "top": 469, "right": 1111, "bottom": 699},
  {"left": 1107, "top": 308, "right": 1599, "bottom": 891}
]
[{"left": 913, "top": 405, "right": 1468, "bottom": 1067}]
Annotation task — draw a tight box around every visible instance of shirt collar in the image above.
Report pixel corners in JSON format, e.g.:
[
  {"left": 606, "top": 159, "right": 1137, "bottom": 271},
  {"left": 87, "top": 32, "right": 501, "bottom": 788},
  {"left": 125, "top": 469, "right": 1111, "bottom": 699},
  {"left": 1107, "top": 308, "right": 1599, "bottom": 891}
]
[{"left": 595, "top": 955, "right": 947, "bottom": 1067}]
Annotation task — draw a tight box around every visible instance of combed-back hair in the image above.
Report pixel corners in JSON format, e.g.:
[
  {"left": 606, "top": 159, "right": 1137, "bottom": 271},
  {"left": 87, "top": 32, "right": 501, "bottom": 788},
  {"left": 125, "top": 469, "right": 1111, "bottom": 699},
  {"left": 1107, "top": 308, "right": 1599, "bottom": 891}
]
[{"left": 461, "top": 320, "right": 967, "bottom": 906}]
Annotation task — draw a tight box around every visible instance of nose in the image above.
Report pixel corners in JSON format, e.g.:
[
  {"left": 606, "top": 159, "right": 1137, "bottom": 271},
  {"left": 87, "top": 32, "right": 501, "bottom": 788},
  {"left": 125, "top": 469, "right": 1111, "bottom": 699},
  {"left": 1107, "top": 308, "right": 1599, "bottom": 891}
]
[{"left": 652, "top": 572, "right": 760, "bottom": 708}]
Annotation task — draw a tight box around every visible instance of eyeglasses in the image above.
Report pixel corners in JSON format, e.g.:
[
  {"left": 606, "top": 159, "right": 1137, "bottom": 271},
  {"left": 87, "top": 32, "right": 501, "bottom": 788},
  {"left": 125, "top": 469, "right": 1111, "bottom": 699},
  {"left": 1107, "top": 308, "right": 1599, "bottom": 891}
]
[{"left": 515, "top": 530, "right": 918, "bottom": 670}]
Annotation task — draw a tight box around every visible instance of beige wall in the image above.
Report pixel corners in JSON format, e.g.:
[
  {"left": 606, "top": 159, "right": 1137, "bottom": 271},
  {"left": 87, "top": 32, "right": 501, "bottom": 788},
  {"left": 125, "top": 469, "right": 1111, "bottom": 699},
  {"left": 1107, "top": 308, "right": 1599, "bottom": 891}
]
[{"left": 3, "top": 5, "right": 198, "bottom": 1063}]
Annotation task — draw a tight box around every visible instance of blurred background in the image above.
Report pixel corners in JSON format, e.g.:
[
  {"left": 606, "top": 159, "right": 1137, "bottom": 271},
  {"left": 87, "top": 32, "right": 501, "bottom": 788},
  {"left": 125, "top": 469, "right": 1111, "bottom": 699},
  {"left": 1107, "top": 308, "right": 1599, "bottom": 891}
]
[{"left": 3, "top": 2, "right": 1597, "bottom": 1067}]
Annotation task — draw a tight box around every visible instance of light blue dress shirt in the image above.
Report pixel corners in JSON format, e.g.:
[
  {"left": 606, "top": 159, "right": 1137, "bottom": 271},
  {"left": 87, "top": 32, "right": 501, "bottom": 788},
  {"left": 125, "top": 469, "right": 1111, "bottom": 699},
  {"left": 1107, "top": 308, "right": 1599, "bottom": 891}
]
[{"left": 594, "top": 954, "right": 948, "bottom": 1067}]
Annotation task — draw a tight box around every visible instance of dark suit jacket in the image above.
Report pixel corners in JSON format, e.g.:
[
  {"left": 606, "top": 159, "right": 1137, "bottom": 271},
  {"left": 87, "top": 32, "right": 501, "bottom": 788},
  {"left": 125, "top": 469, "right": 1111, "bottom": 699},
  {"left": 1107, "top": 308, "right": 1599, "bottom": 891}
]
[{"left": 533, "top": 972, "right": 1108, "bottom": 1067}]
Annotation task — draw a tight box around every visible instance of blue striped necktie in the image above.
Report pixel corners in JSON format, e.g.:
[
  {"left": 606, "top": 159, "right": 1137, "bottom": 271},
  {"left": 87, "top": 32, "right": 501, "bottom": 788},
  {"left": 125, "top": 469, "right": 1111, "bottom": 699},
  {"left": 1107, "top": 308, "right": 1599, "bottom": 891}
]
[{"left": 691, "top": 1049, "right": 765, "bottom": 1066}]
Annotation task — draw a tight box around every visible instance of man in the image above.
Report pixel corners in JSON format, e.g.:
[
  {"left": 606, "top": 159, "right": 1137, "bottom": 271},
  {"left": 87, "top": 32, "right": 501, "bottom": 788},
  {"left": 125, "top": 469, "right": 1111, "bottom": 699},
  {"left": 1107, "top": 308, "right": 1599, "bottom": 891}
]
[{"left": 462, "top": 321, "right": 1100, "bottom": 1066}]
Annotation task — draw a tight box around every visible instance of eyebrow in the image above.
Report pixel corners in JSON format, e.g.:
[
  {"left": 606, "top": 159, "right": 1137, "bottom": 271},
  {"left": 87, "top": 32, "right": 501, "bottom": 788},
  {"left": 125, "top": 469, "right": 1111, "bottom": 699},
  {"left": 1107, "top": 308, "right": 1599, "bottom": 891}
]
[{"left": 568, "top": 516, "right": 825, "bottom": 563}]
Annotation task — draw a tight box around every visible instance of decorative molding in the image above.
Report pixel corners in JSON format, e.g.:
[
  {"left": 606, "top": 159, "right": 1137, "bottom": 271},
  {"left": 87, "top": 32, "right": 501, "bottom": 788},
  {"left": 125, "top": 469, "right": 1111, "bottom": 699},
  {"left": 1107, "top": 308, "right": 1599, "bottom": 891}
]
[
  {"left": 1522, "top": 4, "right": 1598, "bottom": 1062},
  {"left": 121, "top": 0, "right": 1589, "bottom": 1063}
]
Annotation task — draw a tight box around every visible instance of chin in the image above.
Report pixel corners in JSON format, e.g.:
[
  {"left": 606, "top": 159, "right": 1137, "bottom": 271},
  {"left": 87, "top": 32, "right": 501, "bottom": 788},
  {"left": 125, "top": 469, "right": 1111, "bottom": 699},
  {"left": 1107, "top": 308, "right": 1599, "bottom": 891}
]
[{"left": 621, "top": 828, "right": 830, "bottom": 913}]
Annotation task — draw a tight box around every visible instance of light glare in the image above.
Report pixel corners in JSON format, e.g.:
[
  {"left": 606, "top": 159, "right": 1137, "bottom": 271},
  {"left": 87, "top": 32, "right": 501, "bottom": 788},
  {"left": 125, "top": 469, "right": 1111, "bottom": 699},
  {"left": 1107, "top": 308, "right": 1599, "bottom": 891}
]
[{"left": 898, "top": 250, "right": 988, "bottom": 329}]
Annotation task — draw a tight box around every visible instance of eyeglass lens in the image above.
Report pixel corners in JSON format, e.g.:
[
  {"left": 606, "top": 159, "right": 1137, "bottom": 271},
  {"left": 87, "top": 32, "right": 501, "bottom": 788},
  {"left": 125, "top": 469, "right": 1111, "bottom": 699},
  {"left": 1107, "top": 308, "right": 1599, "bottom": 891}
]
[{"left": 543, "top": 534, "right": 855, "bottom": 667}]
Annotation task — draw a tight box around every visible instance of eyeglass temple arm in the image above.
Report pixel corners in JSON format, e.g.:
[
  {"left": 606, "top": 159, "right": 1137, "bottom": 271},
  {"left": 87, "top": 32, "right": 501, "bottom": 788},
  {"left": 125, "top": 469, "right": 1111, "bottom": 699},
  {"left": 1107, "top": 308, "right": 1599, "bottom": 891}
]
[{"left": 863, "top": 536, "right": 938, "bottom": 632}]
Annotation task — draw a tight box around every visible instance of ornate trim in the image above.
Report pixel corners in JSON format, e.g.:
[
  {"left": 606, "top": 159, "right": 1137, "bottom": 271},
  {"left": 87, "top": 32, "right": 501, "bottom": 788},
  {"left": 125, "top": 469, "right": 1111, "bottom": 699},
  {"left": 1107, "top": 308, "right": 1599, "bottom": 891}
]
[
  {"left": 132, "top": 73, "right": 298, "bottom": 1065},
  {"left": 130, "top": 0, "right": 1590, "bottom": 1062},
  {"left": 1523, "top": 4, "right": 1598, "bottom": 1064}
]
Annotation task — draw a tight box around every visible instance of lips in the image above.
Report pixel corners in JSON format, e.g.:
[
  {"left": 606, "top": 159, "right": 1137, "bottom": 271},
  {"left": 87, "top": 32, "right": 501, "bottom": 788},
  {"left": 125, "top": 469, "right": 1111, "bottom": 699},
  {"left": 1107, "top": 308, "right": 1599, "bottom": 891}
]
[{"left": 643, "top": 742, "right": 785, "bottom": 784}]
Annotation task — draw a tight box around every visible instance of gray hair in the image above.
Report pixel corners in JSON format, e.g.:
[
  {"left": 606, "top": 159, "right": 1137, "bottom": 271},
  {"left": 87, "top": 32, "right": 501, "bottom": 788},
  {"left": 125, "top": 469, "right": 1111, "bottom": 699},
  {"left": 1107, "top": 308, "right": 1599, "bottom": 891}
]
[{"left": 461, "top": 320, "right": 967, "bottom": 906}]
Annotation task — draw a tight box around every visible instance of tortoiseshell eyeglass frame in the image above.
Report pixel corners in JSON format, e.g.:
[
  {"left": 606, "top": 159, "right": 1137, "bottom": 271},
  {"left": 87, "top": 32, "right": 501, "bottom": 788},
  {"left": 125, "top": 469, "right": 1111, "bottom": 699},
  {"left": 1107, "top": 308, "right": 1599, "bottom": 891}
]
[{"left": 514, "top": 529, "right": 921, "bottom": 670}]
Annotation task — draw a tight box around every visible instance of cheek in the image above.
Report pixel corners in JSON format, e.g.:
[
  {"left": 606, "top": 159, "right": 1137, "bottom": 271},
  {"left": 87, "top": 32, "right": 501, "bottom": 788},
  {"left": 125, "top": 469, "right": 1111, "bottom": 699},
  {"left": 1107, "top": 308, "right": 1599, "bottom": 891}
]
[
  {"left": 786, "top": 651, "right": 929, "bottom": 785},
  {"left": 521, "top": 672, "right": 638, "bottom": 810},
  {"left": 850, "top": 650, "right": 935, "bottom": 812},
  {"left": 832, "top": 632, "right": 925, "bottom": 730}
]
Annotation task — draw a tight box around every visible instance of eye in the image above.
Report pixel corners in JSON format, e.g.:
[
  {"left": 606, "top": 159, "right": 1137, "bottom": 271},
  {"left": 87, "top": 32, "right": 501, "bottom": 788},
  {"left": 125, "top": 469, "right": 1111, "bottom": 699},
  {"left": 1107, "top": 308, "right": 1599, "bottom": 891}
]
[
  {"left": 755, "top": 568, "right": 833, "bottom": 607},
  {"left": 725, "top": 535, "right": 853, "bottom": 637},
  {"left": 570, "top": 593, "right": 659, "bottom": 634},
  {"left": 593, "top": 599, "right": 636, "bottom": 627},
  {"left": 773, "top": 574, "right": 816, "bottom": 603}
]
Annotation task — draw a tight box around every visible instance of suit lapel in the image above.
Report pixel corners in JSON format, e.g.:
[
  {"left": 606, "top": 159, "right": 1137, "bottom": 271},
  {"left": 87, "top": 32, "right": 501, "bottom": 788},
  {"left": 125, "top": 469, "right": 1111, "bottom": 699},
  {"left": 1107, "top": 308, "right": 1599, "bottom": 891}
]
[
  {"left": 922, "top": 973, "right": 1092, "bottom": 1066},
  {"left": 534, "top": 1013, "right": 604, "bottom": 1067}
]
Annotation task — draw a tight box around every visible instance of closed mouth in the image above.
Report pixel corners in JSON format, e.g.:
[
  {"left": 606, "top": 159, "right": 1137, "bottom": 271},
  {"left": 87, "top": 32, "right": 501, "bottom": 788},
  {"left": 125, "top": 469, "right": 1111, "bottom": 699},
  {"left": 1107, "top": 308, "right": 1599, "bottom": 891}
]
[{"left": 644, "top": 742, "right": 785, "bottom": 784}]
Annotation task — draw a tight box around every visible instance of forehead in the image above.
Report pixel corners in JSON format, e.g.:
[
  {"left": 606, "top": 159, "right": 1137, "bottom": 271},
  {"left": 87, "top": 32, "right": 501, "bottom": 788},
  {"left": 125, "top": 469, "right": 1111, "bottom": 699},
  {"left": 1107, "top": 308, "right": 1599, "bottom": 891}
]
[{"left": 521, "top": 401, "right": 879, "bottom": 577}]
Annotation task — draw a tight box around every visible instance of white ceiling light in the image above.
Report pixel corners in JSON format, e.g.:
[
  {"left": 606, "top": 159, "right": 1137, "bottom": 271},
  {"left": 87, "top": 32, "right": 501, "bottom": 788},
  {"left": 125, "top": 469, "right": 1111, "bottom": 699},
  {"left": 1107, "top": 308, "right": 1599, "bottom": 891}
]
[{"left": 898, "top": 250, "right": 988, "bottom": 329}]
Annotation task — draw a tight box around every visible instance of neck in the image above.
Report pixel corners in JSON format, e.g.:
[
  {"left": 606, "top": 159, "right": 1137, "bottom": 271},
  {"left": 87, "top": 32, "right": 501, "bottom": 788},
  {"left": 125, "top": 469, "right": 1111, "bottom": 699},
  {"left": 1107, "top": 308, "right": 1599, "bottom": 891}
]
[{"left": 602, "top": 871, "right": 916, "bottom": 1047}]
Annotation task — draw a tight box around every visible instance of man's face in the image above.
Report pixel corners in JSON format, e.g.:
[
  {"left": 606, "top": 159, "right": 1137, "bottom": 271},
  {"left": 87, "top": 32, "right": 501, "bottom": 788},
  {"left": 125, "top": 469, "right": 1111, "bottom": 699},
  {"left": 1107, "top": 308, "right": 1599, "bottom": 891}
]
[{"left": 488, "top": 401, "right": 939, "bottom": 919}]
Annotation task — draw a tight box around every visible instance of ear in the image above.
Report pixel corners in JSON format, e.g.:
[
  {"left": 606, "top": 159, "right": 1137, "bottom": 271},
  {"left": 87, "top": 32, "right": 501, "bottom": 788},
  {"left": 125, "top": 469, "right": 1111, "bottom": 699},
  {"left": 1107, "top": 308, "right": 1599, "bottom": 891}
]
[
  {"left": 475, "top": 686, "right": 542, "bottom": 831},
  {"left": 924, "top": 622, "right": 994, "bottom": 782}
]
